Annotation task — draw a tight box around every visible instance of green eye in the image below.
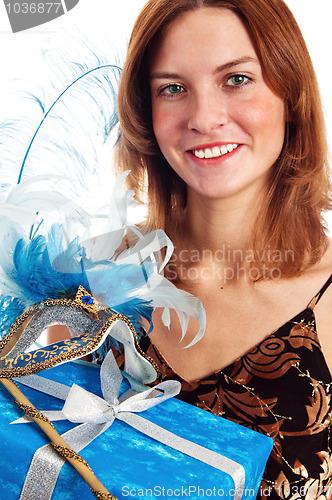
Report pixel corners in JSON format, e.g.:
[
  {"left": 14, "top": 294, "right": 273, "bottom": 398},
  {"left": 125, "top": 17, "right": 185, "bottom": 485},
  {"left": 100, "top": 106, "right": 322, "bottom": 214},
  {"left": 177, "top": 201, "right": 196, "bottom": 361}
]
[
  {"left": 167, "top": 84, "right": 183, "bottom": 94},
  {"left": 158, "top": 83, "right": 186, "bottom": 97},
  {"left": 229, "top": 75, "right": 247, "bottom": 86}
]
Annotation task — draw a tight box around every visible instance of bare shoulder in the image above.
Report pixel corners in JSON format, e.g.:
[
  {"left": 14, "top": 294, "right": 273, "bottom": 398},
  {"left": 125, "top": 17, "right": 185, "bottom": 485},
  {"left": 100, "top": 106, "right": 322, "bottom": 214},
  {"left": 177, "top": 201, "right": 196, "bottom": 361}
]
[
  {"left": 313, "top": 239, "right": 332, "bottom": 373},
  {"left": 314, "top": 238, "right": 332, "bottom": 297}
]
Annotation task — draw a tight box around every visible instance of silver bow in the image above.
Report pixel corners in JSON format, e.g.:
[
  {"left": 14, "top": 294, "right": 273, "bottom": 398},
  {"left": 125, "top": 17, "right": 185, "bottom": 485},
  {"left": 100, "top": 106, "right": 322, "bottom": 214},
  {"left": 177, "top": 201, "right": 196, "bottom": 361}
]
[{"left": 14, "top": 351, "right": 245, "bottom": 500}]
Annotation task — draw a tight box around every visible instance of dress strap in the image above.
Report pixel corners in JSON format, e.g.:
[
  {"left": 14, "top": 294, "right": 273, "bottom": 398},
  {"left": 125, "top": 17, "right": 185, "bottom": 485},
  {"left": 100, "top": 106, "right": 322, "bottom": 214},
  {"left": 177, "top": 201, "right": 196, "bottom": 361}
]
[{"left": 308, "top": 274, "right": 332, "bottom": 309}]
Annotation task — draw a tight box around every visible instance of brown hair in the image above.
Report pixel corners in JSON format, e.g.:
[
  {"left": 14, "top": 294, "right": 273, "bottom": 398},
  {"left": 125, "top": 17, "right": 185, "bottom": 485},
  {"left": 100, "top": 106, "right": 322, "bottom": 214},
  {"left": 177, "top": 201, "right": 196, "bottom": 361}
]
[{"left": 115, "top": 0, "right": 331, "bottom": 277}]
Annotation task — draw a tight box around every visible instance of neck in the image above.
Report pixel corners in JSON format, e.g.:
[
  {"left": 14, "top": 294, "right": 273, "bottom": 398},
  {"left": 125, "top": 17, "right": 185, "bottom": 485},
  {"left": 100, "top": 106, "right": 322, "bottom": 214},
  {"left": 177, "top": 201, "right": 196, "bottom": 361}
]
[
  {"left": 168, "top": 188, "right": 266, "bottom": 287},
  {"left": 179, "top": 189, "right": 264, "bottom": 254}
]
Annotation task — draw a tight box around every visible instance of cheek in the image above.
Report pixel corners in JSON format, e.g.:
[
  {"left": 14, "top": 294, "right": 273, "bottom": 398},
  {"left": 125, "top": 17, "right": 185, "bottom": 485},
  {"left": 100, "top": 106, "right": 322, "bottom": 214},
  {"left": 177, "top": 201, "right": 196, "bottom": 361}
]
[
  {"left": 152, "top": 110, "right": 175, "bottom": 165},
  {"left": 261, "top": 97, "right": 285, "bottom": 158},
  {"left": 244, "top": 93, "right": 285, "bottom": 137},
  {"left": 152, "top": 103, "right": 185, "bottom": 149},
  {"left": 152, "top": 119, "right": 175, "bottom": 159},
  {"left": 151, "top": 108, "right": 165, "bottom": 145},
  {"left": 246, "top": 95, "right": 286, "bottom": 167}
]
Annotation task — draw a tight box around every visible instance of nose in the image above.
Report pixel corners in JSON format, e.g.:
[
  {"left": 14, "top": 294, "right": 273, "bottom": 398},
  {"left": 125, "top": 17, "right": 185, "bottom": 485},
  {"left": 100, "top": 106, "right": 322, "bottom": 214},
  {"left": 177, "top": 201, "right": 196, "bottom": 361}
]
[{"left": 187, "top": 90, "right": 229, "bottom": 134}]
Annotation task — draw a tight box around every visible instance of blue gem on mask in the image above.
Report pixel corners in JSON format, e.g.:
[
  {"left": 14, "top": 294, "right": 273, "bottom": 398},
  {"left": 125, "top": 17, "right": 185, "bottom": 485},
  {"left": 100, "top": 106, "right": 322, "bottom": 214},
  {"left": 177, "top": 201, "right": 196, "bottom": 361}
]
[{"left": 81, "top": 295, "right": 93, "bottom": 305}]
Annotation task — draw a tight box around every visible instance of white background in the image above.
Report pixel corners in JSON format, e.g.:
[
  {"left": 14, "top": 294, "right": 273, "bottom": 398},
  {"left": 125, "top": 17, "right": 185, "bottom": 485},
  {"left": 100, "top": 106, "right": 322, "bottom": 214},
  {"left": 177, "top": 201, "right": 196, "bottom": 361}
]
[{"left": 0, "top": 0, "right": 331, "bottom": 228}]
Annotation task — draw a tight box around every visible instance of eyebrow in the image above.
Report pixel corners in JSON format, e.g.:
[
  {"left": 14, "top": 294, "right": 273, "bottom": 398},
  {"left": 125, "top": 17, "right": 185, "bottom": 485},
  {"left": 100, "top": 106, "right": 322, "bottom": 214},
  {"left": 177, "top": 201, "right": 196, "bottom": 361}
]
[
  {"left": 214, "top": 56, "right": 259, "bottom": 74},
  {"left": 150, "top": 56, "right": 259, "bottom": 80}
]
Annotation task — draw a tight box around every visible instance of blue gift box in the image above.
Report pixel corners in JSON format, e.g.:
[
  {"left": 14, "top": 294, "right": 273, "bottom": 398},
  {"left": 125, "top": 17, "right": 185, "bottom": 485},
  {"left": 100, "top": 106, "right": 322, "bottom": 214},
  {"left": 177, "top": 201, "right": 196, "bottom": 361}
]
[{"left": 0, "top": 360, "right": 273, "bottom": 499}]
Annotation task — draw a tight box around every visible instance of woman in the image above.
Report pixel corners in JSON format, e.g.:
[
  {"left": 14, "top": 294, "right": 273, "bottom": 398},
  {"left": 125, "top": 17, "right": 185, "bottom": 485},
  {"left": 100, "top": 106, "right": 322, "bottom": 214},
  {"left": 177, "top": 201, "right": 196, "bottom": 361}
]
[{"left": 115, "top": 0, "right": 332, "bottom": 497}]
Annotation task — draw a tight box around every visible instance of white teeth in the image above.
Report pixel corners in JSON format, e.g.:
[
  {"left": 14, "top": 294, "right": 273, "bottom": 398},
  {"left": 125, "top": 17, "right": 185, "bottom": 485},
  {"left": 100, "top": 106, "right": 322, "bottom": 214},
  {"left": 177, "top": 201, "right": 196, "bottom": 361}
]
[
  {"left": 194, "top": 150, "right": 205, "bottom": 159},
  {"left": 193, "top": 144, "right": 239, "bottom": 159}
]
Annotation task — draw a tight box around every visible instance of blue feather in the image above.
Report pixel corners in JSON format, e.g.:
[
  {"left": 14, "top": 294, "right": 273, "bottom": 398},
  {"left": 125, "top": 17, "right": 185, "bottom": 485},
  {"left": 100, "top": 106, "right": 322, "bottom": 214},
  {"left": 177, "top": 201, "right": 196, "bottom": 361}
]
[
  {"left": 12, "top": 234, "right": 90, "bottom": 303},
  {"left": 17, "top": 64, "right": 121, "bottom": 185},
  {"left": 0, "top": 296, "right": 25, "bottom": 336},
  {"left": 0, "top": 224, "right": 156, "bottom": 339},
  {"left": 0, "top": 31, "right": 122, "bottom": 201}
]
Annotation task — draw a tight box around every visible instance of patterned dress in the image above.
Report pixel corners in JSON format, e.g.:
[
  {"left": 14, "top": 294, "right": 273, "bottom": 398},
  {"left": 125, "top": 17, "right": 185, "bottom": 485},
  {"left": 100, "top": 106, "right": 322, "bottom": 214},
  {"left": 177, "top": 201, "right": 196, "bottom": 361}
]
[{"left": 131, "top": 275, "right": 332, "bottom": 500}]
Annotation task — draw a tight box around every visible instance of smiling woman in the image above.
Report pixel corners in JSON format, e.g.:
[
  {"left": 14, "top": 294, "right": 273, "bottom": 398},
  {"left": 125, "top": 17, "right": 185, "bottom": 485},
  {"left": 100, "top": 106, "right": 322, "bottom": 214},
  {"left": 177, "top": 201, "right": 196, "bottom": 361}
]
[
  {"left": 113, "top": 0, "right": 332, "bottom": 498},
  {"left": 116, "top": 0, "right": 330, "bottom": 278},
  {"left": 148, "top": 9, "right": 285, "bottom": 203}
]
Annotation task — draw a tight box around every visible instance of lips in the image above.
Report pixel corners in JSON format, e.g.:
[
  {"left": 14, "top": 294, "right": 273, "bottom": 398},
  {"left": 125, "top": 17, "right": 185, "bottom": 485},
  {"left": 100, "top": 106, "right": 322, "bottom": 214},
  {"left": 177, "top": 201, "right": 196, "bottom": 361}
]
[{"left": 190, "top": 144, "right": 239, "bottom": 159}]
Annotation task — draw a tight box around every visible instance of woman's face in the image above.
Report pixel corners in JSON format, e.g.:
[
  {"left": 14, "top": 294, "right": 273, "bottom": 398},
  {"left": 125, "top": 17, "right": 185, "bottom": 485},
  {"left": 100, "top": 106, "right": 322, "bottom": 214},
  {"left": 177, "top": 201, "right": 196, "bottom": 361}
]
[{"left": 149, "top": 8, "right": 285, "bottom": 202}]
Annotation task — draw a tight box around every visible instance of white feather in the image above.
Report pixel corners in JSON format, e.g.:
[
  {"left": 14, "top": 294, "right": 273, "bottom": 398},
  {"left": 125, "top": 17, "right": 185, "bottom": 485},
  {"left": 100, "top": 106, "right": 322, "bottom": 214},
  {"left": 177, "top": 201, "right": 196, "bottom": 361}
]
[
  {"left": 128, "top": 274, "right": 206, "bottom": 347},
  {"left": 0, "top": 29, "right": 207, "bottom": 349},
  {"left": 0, "top": 28, "right": 121, "bottom": 204},
  {"left": 116, "top": 229, "right": 174, "bottom": 273},
  {"left": 0, "top": 204, "right": 36, "bottom": 224}
]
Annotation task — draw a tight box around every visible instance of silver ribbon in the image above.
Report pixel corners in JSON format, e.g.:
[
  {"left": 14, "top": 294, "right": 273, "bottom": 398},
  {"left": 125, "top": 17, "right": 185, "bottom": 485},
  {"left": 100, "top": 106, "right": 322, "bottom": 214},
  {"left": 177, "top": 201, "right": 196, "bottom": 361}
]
[{"left": 14, "top": 352, "right": 245, "bottom": 500}]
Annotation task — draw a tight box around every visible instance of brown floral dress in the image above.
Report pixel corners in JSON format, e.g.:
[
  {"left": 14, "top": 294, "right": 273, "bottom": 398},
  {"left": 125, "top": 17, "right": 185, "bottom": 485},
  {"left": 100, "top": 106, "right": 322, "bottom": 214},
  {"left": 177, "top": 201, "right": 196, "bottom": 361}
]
[{"left": 133, "top": 275, "right": 332, "bottom": 500}]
